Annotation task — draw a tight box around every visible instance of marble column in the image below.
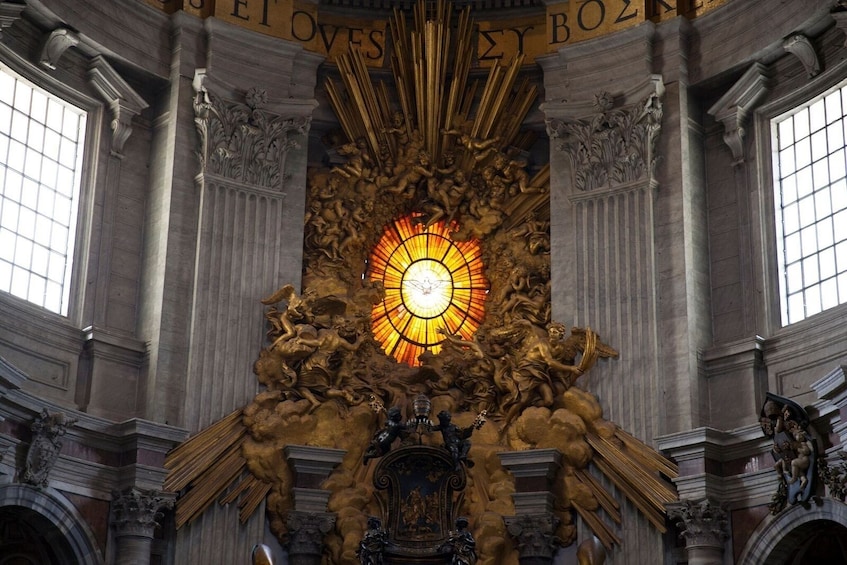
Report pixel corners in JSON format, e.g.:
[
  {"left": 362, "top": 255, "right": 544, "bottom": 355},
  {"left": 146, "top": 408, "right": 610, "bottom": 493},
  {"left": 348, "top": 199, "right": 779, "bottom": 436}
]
[
  {"left": 284, "top": 445, "right": 345, "bottom": 565},
  {"left": 666, "top": 498, "right": 729, "bottom": 565},
  {"left": 111, "top": 487, "right": 175, "bottom": 565},
  {"left": 499, "top": 449, "right": 563, "bottom": 565}
]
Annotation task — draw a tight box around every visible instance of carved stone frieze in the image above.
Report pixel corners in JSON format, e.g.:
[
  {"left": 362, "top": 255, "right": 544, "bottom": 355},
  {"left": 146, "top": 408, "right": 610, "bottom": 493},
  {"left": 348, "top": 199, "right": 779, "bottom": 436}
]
[
  {"left": 111, "top": 487, "right": 175, "bottom": 538},
  {"left": 504, "top": 513, "right": 562, "bottom": 562},
  {"left": 666, "top": 498, "right": 729, "bottom": 549},
  {"left": 193, "top": 75, "right": 309, "bottom": 189},
  {"left": 547, "top": 91, "right": 662, "bottom": 192},
  {"left": 21, "top": 408, "right": 76, "bottom": 488}
]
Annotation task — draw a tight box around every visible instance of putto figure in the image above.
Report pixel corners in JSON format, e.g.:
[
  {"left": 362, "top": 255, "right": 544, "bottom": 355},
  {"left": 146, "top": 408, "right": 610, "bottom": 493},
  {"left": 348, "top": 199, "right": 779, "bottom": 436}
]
[
  {"left": 357, "top": 516, "right": 388, "bottom": 565},
  {"left": 363, "top": 407, "right": 409, "bottom": 464}
]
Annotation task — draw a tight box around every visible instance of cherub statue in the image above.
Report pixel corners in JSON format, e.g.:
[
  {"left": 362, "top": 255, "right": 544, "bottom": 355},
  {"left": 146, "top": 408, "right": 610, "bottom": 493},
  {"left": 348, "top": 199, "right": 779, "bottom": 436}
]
[
  {"left": 363, "top": 407, "right": 409, "bottom": 464},
  {"left": 442, "top": 517, "right": 477, "bottom": 565},
  {"left": 433, "top": 410, "right": 484, "bottom": 470},
  {"left": 357, "top": 516, "right": 388, "bottom": 565}
]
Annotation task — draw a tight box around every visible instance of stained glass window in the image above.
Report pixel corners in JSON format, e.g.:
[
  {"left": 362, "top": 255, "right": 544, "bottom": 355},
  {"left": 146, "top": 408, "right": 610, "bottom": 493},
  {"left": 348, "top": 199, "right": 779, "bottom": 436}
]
[{"left": 368, "top": 215, "right": 488, "bottom": 366}]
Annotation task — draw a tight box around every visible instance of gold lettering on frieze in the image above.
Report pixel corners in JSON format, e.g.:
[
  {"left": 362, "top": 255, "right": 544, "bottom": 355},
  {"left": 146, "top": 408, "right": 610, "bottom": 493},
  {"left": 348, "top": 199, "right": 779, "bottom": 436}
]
[
  {"left": 476, "top": 16, "right": 547, "bottom": 65},
  {"left": 144, "top": 0, "right": 734, "bottom": 64}
]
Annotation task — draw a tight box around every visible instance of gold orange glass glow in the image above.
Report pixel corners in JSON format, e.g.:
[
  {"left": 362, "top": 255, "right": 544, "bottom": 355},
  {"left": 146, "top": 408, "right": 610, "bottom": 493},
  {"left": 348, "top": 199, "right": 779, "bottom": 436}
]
[{"left": 369, "top": 215, "right": 488, "bottom": 366}]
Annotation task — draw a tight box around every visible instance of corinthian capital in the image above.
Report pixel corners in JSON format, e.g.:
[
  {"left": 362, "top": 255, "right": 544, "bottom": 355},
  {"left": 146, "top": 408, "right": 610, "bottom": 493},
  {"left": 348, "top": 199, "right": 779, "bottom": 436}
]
[
  {"left": 111, "top": 487, "right": 175, "bottom": 538},
  {"left": 667, "top": 498, "right": 729, "bottom": 549}
]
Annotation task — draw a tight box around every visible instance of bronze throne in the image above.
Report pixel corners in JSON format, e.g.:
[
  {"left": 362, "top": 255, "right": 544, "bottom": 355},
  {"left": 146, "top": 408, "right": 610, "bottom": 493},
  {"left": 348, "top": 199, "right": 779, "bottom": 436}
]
[{"left": 370, "top": 444, "right": 467, "bottom": 564}]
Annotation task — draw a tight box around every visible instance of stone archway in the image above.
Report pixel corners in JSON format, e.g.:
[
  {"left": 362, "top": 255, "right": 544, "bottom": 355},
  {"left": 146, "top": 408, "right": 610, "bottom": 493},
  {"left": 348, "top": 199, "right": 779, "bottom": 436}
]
[
  {"left": 0, "top": 484, "right": 103, "bottom": 565},
  {"left": 737, "top": 499, "right": 847, "bottom": 564}
]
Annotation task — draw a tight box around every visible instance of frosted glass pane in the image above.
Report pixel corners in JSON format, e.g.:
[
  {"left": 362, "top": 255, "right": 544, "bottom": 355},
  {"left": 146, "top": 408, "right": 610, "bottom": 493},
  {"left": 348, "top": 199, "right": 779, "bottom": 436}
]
[
  {"left": 26, "top": 121, "right": 44, "bottom": 152},
  {"left": 58, "top": 137, "right": 76, "bottom": 168},
  {"left": 27, "top": 275, "right": 44, "bottom": 305},
  {"left": 803, "top": 255, "right": 819, "bottom": 286},
  {"left": 787, "top": 293, "right": 805, "bottom": 323},
  {"left": 783, "top": 202, "right": 799, "bottom": 235},
  {"left": 820, "top": 246, "right": 836, "bottom": 280},
  {"left": 24, "top": 149, "right": 41, "bottom": 181},
  {"left": 7, "top": 139, "right": 24, "bottom": 171},
  {"left": 805, "top": 284, "right": 822, "bottom": 316},
  {"left": 0, "top": 259, "right": 10, "bottom": 290},
  {"left": 837, "top": 240, "right": 847, "bottom": 270},
  {"left": 785, "top": 232, "right": 801, "bottom": 263},
  {"left": 4, "top": 169, "right": 21, "bottom": 201},
  {"left": 56, "top": 166, "right": 74, "bottom": 197},
  {"left": 826, "top": 91, "right": 842, "bottom": 123},
  {"left": 29, "top": 90, "right": 47, "bottom": 124},
  {"left": 17, "top": 206, "right": 34, "bottom": 240},
  {"left": 45, "top": 99, "right": 63, "bottom": 132},
  {"left": 53, "top": 195, "right": 70, "bottom": 226},
  {"left": 10, "top": 266, "right": 28, "bottom": 299},
  {"left": 50, "top": 224, "right": 67, "bottom": 251},
  {"left": 44, "top": 281, "right": 61, "bottom": 312},
  {"left": 836, "top": 210, "right": 847, "bottom": 242},
  {"left": 786, "top": 262, "right": 803, "bottom": 293},
  {"left": 12, "top": 82, "right": 30, "bottom": 113},
  {"left": 43, "top": 129, "right": 60, "bottom": 161},
  {"left": 813, "top": 159, "right": 829, "bottom": 189},
  {"left": 1, "top": 201, "right": 18, "bottom": 231},
  {"left": 796, "top": 167, "right": 813, "bottom": 198},
  {"left": 61, "top": 112, "right": 79, "bottom": 140},
  {"left": 31, "top": 245, "right": 50, "bottom": 277},
  {"left": 47, "top": 251, "right": 65, "bottom": 282},
  {"left": 0, "top": 104, "right": 10, "bottom": 136},
  {"left": 830, "top": 148, "right": 846, "bottom": 182},
  {"left": 832, "top": 179, "right": 847, "bottom": 212},
  {"left": 818, "top": 217, "right": 834, "bottom": 249},
  {"left": 14, "top": 237, "right": 31, "bottom": 269},
  {"left": 37, "top": 188, "right": 54, "bottom": 217},
  {"left": 21, "top": 178, "right": 37, "bottom": 209},
  {"left": 828, "top": 121, "right": 844, "bottom": 153},
  {"left": 40, "top": 159, "right": 57, "bottom": 188},
  {"left": 798, "top": 196, "right": 815, "bottom": 229},
  {"left": 0, "top": 229, "right": 14, "bottom": 262},
  {"left": 822, "top": 278, "right": 838, "bottom": 309},
  {"left": 34, "top": 214, "right": 51, "bottom": 247},
  {"left": 795, "top": 108, "right": 810, "bottom": 139},
  {"left": 779, "top": 146, "right": 796, "bottom": 175},
  {"left": 9, "top": 111, "right": 27, "bottom": 143},
  {"left": 781, "top": 174, "right": 798, "bottom": 204},
  {"left": 0, "top": 73, "right": 13, "bottom": 105},
  {"left": 816, "top": 187, "right": 832, "bottom": 218},
  {"left": 811, "top": 129, "right": 827, "bottom": 161},
  {"left": 810, "top": 99, "right": 826, "bottom": 132},
  {"left": 795, "top": 137, "right": 811, "bottom": 169},
  {"left": 779, "top": 117, "right": 794, "bottom": 150}
]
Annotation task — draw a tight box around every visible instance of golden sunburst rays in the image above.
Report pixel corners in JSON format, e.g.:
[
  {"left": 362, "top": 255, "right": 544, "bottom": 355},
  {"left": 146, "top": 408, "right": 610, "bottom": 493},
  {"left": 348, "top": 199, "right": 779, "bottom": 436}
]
[
  {"left": 325, "top": 0, "right": 538, "bottom": 176},
  {"left": 368, "top": 215, "right": 488, "bottom": 366}
]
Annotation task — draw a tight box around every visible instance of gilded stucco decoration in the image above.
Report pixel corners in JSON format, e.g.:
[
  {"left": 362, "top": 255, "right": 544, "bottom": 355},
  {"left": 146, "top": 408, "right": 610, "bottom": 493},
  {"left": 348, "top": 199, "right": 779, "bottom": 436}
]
[{"left": 167, "top": 2, "right": 677, "bottom": 562}]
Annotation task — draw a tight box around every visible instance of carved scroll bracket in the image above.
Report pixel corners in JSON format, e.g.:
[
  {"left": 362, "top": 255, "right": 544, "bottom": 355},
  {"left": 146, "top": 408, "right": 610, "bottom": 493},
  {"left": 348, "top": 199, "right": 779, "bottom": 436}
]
[
  {"left": 783, "top": 34, "right": 821, "bottom": 78},
  {"left": 39, "top": 28, "right": 79, "bottom": 70},
  {"left": 88, "top": 55, "right": 149, "bottom": 158},
  {"left": 542, "top": 74, "right": 664, "bottom": 193},
  {"left": 192, "top": 68, "right": 313, "bottom": 190},
  {"left": 708, "top": 62, "right": 773, "bottom": 166}
]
